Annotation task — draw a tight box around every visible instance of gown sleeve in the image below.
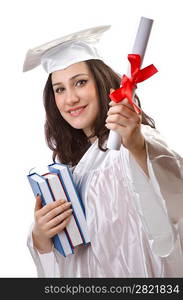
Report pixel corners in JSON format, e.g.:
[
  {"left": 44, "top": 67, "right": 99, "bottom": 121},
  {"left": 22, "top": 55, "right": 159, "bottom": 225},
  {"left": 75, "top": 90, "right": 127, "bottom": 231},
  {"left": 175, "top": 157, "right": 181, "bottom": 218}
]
[
  {"left": 123, "top": 124, "right": 183, "bottom": 257},
  {"left": 27, "top": 223, "right": 61, "bottom": 277}
]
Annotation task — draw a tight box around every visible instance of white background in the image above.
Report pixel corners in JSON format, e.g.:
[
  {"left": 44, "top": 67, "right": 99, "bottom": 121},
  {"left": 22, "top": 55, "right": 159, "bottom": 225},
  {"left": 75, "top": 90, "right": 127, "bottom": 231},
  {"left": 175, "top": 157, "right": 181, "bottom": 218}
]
[{"left": 0, "top": 0, "right": 182, "bottom": 277}]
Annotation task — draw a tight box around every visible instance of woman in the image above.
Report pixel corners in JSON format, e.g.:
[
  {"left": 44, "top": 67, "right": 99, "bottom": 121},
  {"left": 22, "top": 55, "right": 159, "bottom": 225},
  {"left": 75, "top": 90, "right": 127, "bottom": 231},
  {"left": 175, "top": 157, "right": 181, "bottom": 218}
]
[{"left": 24, "top": 26, "right": 183, "bottom": 277}]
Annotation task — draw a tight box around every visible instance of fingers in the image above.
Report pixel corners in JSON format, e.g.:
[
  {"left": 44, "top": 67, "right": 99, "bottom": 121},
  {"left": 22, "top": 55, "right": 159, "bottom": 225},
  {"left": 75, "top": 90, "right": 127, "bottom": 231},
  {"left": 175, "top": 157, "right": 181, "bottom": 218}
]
[
  {"left": 46, "top": 207, "right": 73, "bottom": 230},
  {"left": 109, "top": 98, "right": 135, "bottom": 112},
  {"left": 44, "top": 201, "right": 72, "bottom": 222},
  {"left": 34, "top": 194, "right": 42, "bottom": 212},
  {"left": 34, "top": 198, "right": 69, "bottom": 226},
  {"left": 109, "top": 87, "right": 136, "bottom": 112},
  {"left": 106, "top": 115, "right": 140, "bottom": 129},
  {"left": 48, "top": 216, "right": 72, "bottom": 237},
  {"left": 106, "top": 101, "right": 142, "bottom": 130},
  {"left": 106, "top": 114, "right": 128, "bottom": 127},
  {"left": 107, "top": 102, "right": 137, "bottom": 119},
  {"left": 108, "top": 88, "right": 143, "bottom": 151},
  {"left": 34, "top": 199, "right": 73, "bottom": 239},
  {"left": 38, "top": 199, "right": 67, "bottom": 217},
  {"left": 110, "top": 88, "right": 115, "bottom": 94}
]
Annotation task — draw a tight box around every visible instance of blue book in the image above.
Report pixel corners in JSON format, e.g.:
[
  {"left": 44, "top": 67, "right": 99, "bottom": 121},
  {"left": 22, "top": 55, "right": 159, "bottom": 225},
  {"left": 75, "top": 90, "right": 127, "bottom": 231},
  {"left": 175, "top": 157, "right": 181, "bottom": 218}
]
[
  {"left": 48, "top": 163, "right": 90, "bottom": 245},
  {"left": 27, "top": 172, "right": 74, "bottom": 257}
]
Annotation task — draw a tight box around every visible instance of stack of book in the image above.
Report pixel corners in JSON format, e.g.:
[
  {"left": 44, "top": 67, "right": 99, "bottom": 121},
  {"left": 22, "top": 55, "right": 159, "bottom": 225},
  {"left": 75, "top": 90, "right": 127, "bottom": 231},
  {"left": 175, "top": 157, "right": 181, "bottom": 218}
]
[{"left": 27, "top": 162, "right": 90, "bottom": 257}]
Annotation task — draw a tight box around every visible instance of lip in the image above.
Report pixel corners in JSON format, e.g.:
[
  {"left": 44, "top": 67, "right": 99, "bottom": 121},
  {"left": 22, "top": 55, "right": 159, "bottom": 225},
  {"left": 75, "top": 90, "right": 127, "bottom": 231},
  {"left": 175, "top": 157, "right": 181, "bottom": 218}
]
[
  {"left": 68, "top": 105, "right": 87, "bottom": 117},
  {"left": 68, "top": 105, "right": 87, "bottom": 112}
]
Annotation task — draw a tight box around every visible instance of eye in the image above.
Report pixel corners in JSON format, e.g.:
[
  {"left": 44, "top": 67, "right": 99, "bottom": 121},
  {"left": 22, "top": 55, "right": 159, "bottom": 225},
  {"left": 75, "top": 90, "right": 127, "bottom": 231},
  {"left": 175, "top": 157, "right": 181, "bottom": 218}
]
[
  {"left": 55, "top": 87, "right": 65, "bottom": 94},
  {"left": 76, "top": 79, "right": 87, "bottom": 87}
]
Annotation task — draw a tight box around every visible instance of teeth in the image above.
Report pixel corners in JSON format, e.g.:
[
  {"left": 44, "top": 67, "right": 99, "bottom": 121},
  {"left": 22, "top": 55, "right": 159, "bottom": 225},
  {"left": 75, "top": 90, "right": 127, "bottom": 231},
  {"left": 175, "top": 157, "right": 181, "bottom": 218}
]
[{"left": 70, "top": 107, "right": 84, "bottom": 115}]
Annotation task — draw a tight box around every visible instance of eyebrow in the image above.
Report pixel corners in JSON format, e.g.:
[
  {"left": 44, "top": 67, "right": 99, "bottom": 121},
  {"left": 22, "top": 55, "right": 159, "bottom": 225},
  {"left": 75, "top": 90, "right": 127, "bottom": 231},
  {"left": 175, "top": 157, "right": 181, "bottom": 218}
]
[{"left": 52, "top": 73, "right": 89, "bottom": 87}]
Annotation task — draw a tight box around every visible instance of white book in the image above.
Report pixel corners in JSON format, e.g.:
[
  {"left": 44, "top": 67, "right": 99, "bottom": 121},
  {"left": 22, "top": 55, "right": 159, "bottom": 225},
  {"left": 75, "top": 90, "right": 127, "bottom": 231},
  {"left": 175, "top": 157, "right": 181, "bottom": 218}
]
[
  {"left": 48, "top": 163, "right": 90, "bottom": 244},
  {"left": 27, "top": 173, "right": 73, "bottom": 257},
  {"left": 43, "top": 173, "right": 83, "bottom": 247}
]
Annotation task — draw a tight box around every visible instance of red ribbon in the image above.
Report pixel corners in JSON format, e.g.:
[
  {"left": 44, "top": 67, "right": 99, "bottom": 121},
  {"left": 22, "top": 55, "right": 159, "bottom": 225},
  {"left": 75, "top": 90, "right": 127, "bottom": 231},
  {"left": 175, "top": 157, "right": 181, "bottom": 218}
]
[{"left": 109, "top": 54, "right": 158, "bottom": 113}]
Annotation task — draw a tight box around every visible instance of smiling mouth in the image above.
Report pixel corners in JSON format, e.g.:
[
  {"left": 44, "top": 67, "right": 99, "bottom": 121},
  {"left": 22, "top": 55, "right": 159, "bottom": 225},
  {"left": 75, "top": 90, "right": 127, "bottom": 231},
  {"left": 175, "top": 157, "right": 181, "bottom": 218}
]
[{"left": 69, "top": 105, "right": 87, "bottom": 116}]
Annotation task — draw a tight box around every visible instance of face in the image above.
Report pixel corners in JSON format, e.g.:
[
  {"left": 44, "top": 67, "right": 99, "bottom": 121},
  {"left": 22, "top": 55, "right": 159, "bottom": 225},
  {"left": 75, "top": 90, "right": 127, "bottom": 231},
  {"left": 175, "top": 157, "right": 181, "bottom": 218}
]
[{"left": 51, "top": 62, "right": 100, "bottom": 137}]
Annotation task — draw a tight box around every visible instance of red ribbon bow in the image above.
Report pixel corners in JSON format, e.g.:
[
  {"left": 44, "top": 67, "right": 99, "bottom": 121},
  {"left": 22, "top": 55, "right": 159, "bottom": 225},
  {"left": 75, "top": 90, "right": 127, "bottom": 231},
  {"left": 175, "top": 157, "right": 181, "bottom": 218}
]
[{"left": 109, "top": 54, "right": 158, "bottom": 113}]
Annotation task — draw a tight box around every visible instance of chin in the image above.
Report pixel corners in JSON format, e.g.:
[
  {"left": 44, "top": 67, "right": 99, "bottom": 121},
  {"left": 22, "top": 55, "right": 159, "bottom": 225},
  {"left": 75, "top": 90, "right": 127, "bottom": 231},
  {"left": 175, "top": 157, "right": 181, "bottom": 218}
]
[{"left": 68, "top": 120, "right": 91, "bottom": 131}]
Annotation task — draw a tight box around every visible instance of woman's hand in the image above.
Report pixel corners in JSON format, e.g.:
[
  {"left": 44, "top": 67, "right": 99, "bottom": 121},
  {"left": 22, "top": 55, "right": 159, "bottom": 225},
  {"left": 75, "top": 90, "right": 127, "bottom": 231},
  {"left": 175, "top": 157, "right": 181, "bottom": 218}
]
[
  {"left": 106, "top": 89, "right": 149, "bottom": 176},
  {"left": 32, "top": 195, "right": 72, "bottom": 253},
  {"left": 105, "top": 89, "right": 144, "bottom": 153}
]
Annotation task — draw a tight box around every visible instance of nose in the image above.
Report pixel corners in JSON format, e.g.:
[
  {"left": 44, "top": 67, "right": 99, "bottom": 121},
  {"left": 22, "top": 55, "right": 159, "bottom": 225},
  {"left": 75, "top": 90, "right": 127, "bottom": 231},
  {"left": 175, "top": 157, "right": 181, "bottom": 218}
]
[{"left": 65, "top": 88, "right": 80, "bottom": 106}]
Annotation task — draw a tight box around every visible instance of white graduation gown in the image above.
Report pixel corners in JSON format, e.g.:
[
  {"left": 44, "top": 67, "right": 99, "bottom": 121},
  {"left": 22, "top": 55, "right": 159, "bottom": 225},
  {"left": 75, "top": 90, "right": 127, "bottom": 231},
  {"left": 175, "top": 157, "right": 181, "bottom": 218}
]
[{"left": 27, "top": 125, "right": 183, "bottom": 277}]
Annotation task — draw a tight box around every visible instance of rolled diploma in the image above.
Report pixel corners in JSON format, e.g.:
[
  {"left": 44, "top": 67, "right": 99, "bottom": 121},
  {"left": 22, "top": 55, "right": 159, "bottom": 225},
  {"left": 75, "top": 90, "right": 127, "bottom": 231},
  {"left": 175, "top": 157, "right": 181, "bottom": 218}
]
[{"left": 107, "top": 17, "right": 154, "bottom": 150}]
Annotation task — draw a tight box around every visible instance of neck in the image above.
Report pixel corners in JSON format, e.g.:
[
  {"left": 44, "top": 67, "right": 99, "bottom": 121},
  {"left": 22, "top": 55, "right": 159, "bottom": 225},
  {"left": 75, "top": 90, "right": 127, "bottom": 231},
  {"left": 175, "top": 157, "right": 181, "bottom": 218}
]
[
  {"left": 89, "top": 136, "right": 97, "bottom": 144},
  {"left": 83, "top": 128, "right": 97, "bottom": 144}
]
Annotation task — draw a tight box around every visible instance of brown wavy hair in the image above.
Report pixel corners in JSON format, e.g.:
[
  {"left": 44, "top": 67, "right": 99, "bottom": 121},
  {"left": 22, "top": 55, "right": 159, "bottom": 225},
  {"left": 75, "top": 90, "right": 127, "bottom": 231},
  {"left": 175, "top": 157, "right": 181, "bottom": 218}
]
[{"left": 43, "top": 59, "right": 155, "bottom": 166}]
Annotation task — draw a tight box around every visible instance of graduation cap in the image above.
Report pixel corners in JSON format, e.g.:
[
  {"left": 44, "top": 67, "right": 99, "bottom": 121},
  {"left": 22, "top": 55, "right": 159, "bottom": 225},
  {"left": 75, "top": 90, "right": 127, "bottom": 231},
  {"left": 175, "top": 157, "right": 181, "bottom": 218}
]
[{"left": 23, "top": 25, "right": 111, "bottom": 74}]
